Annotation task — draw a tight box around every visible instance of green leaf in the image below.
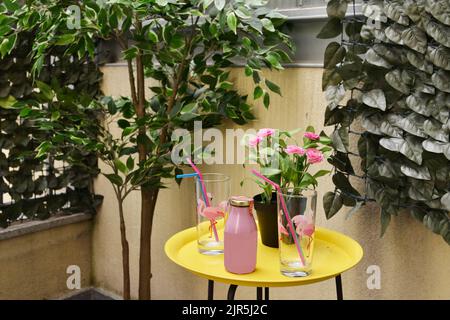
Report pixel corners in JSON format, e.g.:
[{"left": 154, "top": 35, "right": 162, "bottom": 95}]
[
  {"left": 427, "top": 45, "right": 450, "bottom": 71},
  {"left": 425, "top": 20, "right": 450, "bottom": 48},
  {"left": 263, "top": 92, "right": 270, "bottom": 109},
  {"left": 36, "top": 81, "right": 55, "bottom": 100},
  {"left": 35, "top": 141, "right": 52, "bottom": 158},
  {"left": 385, "top": 2, "right": 409, "bottom": 25},
  {"left": 265, "top": 52, "right": 283, "bottom": 70},
  {"left": 324, "top": 84, "right": 345, "bottom": 109},
  {"left": 244, "top": 66, "right": 253, "bottom": 77},
  {"left": 365, "top": 48, "right": 392, "bottom": 69},
  {"left": 114, "top": 159, "right": 128, "bottom": 174},
  {"left": 0, "top": 95, "right": 17, "bottom": 109},
  {"left": 362, "top": 89, "right": 386, "bottom": 111},
  {"left": 380, "top": 210, "right": 391, "bottom": 237},
  {"left": 126, "top": 156, "right": 135, "bottom": 171},
  {"left": 214, "top": 0, "right": 225, "bottom": 11},
  {"left": 260, "top": 167, "right": 281, "bottom": 177},
  {"left": 441, "top": 193, "right": 450, "bottom": 211},
  {"left": 331, "top": 126, "right": 349, "bottom": 153},
  {"left": 397, "top": 113, "right": 427, "bottom": 138},
  {"left": 19, "top": 107, "right": 32, "bottom": 117},
  {"left": 327, "top": 0, "right": 348, "bottom": 19},
  {"left": 314, "top": 170, "right": 331, "bottom": 179},
  {"left": 428, "top": 0, "right": 450, "bottom": 25},
  {"left": 148, "top": 30, "right": 159, "bottom": 43},
  {"left": 402, "top": 26, "right": 427, "bottom": 54},
  {"left": 317, "top": 18, "right": 342, "bottom": 39},
  {"left": 324, "top": 42, "right": 346, "bottom": 69},
  {"left": 332, "top": 172, "right": 360, "bottom": 196},
  {"left": 323, "top": 191, "right": 343, "bottom": 219},
  {"left": 104, "top": 173, "right": 123, "bottom": 186},
  {"left": 400, "top": 135, "right": 424, "bottom": 165},
  {"left": 170, "top": 34, "right": 185, "bottom": 49},
  {"left": 261, "top": 18, "right": 275, "bottom": 32},
  {"left": 432, "top": 70, "right": 450, "bottom": 93},
  {"left": 265, "top": 79, "right": 281, "bottom": 95},
  {"left": 422, "top": 139, "right": 448, "bottom": 154},
  {"left": 423, "top": 119, "right": 448, "bottom": 142},
  {"left": 3, "top": 0, "right": 20, "bottom": 11},
  {"left": 0, "top": 33, "right": 16, "bottom": 57},
  {"left": 181, "top": 102, "right": 197, "bottom": 114},
  {"left": 406, "top": 50, "right": 433, "bottom": 74},
  {"left": 400, "top": 163, "right": 431, "bottom": 180},
  {"left": 385, "top": 69, "right": 413, "bottom": 95},
  {"left": 253, "top": 86, "right": 263, "bottom": 100},
  {"left": 51, "top": 111, "right": 61, "bottom": 121},
  {"left": 55, "top": 34, "right": 76, "bottom": 46},
  {"left": 227, "top": 12, "right": 237, "bottom": 34},
  {"left": 379, "top": 137, "right": 404, "bottom": 152}
]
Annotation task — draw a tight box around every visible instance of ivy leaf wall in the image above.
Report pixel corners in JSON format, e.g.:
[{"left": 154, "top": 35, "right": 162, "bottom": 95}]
[{"left": 320, "top": 0, "right": 450, "bottom": 245}]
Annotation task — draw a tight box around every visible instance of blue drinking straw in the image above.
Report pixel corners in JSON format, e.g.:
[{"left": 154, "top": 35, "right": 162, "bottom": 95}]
[{"left": 176, "top": 173, "right": 199, "bottom": 178}]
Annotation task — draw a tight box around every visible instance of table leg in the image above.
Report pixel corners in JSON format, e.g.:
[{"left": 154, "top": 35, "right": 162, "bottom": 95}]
[
  {"left": 208, "top": 280, "right": 214, "bottom": 300},
  {"left": 264, "top": 287, "right": 269, "bottom": 300},
  {"left": 227, "top": 285, "right": 238, "bottom": 300},
  {"left": 256, "top": 287, "right": 262, "bottom": 300},
  {"left": 335, "top": 274, "right": 343, "bottom": 300}
]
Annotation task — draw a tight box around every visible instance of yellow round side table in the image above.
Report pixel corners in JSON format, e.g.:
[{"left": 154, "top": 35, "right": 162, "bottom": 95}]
[{"left": 165, "top": 226, "right": 363, "bottom": 300}]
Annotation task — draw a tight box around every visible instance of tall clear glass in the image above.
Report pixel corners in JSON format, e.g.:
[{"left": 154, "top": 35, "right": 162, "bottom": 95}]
[
  {"left": 196, "top": 173, "right": 230, "bottom": 255},
  {"left": 277, "top": 189, "right": 317, "bottom": 277}
]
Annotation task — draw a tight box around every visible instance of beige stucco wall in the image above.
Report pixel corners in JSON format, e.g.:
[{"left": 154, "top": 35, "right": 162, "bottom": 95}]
[
  {"left": 93, "top": 65, "right": 450, "bottom": 300},
  {"left": 0, "top": 219, "right": 92, "bottom": 300}
]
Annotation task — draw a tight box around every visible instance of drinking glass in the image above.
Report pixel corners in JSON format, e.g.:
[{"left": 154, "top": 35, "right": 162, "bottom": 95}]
[
  {"left": 277, "top": 189, "right": 317, "bottom": 276},
  {"left": 196, "top": 173, "right": 230, "bottom": 255}
]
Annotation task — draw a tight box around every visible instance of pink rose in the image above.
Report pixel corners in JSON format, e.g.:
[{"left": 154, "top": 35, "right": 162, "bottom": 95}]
[
  {"left": 248, "top": 135, "right": 262, "bottom": 147},
  {"left": 306, "top": 148, "right": 324, "bottom": 164},
  {"left": 257, "top": 128, "right": 276, "bottom": 137},
  {"left": 304, "top": 132, "right": 320, "bottom": 140},
  {"left": 285, "top": 145, "right": 305, "bottom": 155}
]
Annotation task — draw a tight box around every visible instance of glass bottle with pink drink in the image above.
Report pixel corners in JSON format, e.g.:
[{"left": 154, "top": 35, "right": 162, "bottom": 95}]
[{"left": 224, "top": 196, "right": 258, "bottom": 274}]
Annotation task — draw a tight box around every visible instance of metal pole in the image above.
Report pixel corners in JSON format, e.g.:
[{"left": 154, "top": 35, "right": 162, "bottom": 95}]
[
  {"left": 257, "top": 287, "right": 263, "bottom": 300},
  {"left": 208, "top": 280, "right": 214, "bottom": 300},
  {"left": 264, "top": 287, "right": 270, "bottom": 300},
  {"left": 227, "top": 285, "right": 238, "bottom": 300},
  {"left": 335, "top": 274, "right": 343, "bottom": 300}
]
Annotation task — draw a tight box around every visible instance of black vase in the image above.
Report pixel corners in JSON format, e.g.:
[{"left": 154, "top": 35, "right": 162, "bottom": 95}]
[{"left": 253, "top": 193, "right": 279, "bottom": 248}]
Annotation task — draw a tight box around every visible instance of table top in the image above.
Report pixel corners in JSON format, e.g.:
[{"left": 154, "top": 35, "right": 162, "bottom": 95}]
[{"left": 165, "top": 225, "right": 363, "bottom": 287}]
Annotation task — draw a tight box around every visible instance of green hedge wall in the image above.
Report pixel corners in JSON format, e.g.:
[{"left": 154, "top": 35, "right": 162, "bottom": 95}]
[{"left": 0, "top": 32, "right": 103, "bottom": 228}]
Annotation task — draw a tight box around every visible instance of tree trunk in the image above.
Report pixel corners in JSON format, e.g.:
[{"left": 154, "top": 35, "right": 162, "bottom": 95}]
[
  {"left": 118, "top": 199, "right": 131, "bottom": 300},
  {"left": 138, "top": 186, "right": 159, "bottom": 300}
]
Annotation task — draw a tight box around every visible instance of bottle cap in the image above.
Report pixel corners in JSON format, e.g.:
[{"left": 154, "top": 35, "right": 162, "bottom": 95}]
[{"left": 230, "top": 196, "right": 253, "bottom": 207}]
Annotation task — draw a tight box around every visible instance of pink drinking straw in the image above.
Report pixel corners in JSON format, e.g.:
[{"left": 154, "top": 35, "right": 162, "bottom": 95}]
[
  {"left": 251, "top": 169, "right": 306, "bottom": 266},
  {"left": 186, "top": 158, "right": 220, "bottom": 242}
]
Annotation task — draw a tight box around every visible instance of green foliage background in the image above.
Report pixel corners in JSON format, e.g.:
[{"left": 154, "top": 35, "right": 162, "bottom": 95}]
[
  {"left": 0, "top": 32, "right": 103, "bottom": 228},
  {"left": 320, "top": 0, "right": 450, "bottom": 245}
]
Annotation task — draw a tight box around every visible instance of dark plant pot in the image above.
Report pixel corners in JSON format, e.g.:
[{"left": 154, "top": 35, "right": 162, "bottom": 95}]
[{"left": 253, "top": 193, "right": 279, "bottom": 248}]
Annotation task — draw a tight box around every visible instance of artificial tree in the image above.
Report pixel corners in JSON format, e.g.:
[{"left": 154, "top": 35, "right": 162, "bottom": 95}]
[
  {"left": 0, "top": 0, "right": 293, "bottom": 299},
  {"left": 318, "top": 0, "right": 450, "bottom": 244}
]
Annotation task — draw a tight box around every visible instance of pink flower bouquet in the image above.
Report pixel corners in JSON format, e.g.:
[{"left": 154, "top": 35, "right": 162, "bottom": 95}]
[{"left": 245, "top": 126, "right": 332, "bottom": 201}]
